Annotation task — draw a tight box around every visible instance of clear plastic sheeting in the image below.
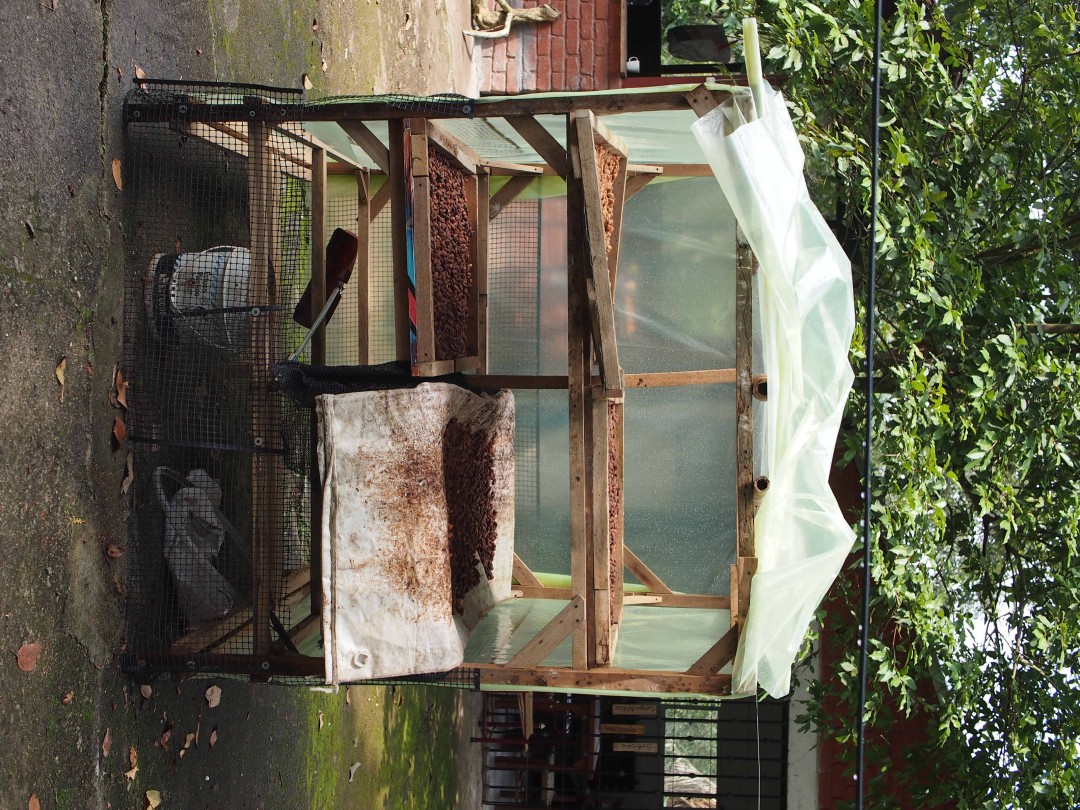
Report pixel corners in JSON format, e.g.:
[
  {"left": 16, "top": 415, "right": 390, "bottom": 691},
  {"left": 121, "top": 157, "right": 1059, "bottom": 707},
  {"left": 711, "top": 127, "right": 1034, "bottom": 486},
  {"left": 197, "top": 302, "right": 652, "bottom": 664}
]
[{"left": 693, "top": 85, "right": 856, "bottom": 698}]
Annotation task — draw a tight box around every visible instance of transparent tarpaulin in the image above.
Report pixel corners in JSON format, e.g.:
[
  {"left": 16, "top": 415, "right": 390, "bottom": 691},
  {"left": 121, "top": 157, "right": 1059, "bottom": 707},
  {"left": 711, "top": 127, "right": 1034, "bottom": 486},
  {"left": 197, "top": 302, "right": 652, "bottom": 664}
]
[{"left": 692, "top": 85, "right": 857, "bottom": 697}]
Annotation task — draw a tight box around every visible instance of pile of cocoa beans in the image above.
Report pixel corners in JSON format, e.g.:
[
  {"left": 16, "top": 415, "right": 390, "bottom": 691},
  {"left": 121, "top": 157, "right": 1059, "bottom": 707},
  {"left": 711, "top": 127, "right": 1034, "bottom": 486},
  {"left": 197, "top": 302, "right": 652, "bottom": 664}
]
[
  {"left": 443, "top": 418, "right": 498, "bottom": 611},
  {"left": 429, "top": 152, "right": 473, "bottom": 360}
]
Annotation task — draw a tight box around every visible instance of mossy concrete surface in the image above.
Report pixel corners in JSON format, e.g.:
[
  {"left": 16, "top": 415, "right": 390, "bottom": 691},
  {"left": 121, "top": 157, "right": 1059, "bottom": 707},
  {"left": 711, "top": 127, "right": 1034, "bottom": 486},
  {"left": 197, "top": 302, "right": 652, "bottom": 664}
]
[{"left": 0, "top": 0, "right": 482, "bottom": 807}]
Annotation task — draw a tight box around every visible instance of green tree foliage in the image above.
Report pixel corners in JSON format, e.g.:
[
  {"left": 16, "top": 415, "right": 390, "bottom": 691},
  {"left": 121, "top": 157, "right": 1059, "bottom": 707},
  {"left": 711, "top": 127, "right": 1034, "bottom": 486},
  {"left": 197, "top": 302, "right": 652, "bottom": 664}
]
[{"left": 709, "top": 0, "right": 1080, "bottom": 805}]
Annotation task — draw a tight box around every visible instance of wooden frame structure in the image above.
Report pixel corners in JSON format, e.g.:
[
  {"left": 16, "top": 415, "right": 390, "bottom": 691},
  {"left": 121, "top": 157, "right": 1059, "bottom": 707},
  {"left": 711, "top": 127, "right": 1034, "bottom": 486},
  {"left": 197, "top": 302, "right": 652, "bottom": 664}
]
[{"left": 136, "top": 85, "right": 760, "bottom": 696}]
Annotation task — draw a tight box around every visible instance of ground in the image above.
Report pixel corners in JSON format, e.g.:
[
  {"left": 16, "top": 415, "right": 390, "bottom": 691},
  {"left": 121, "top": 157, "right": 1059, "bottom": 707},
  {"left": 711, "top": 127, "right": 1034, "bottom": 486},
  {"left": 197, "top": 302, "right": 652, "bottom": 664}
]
[{"left": 0, "top": 1, "right": 482, "bottom": 807}]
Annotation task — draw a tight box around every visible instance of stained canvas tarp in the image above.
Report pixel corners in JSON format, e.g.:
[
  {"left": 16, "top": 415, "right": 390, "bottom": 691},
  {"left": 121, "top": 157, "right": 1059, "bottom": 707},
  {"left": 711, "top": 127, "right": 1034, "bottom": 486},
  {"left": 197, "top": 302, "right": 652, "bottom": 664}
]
[{"left": 693, "top": 85, "right": 857, "bottom": 698}]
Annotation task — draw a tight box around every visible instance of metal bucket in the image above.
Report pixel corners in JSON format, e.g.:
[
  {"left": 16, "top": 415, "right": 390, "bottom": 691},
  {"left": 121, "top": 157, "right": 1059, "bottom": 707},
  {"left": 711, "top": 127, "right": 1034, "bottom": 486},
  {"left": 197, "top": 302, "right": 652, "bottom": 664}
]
[{"left": 144, "top": 246, "right": 252, "bottom": 350}]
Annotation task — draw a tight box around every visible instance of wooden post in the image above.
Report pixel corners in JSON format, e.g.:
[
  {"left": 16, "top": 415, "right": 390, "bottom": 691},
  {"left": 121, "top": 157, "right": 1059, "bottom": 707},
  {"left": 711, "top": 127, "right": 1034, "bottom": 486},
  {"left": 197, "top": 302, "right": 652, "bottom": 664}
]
[
  {"left": 248, "top": 120, "right": 283, "bottom": 658},
  {"left": 610, "top": 400, "right": 625, "bottom": 631},
  {"left": 476, "top": 172, "right": 491, "bottom": 374},
  {"left": 591, "top": 388, "right": 612, "bottom": 666},
  {"left": 464, "top": 172, "right": 481, "bottom": 360},
  {"left": 310, "top": 146, "right": 327, "bottom": 365},
  {"left": 410, "top": 119, "right": 435, "bottom": 367},
  {"left": 355, "top": 168, "right": 371, "bottom": 365},
  {"left": 735, "top": 226, "right": 756, "bottom": 560}
]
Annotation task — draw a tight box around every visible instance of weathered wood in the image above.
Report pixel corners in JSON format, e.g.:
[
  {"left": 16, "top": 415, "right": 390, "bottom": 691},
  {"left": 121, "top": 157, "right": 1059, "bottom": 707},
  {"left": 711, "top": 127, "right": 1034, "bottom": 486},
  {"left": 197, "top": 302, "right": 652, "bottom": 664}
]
[
  {"left": 623, "top": 547, "right": 672, "bottom": 594},
  {"left": 591, "top": 388, "right": 612, "bottom": 666},
  {"left": 505, "top": 115, "right": 568, "bottom": 177},
  {"left": 248, "top": 121, "right": 283, "bottom": 658},
  {"left": 737, "top": 556, "right": 757, "bottom": 629},
  {"left": 512, "top": 554, "right": 544, "bottom": 588},
  {"left": 310, "top": 146, "right": 328, "bottom": 365},
  {"left": 339, "top": 120, "right": 391, "bottom": 173},
  {"left": 416, "top": 358, "right": 457, "bottom": 376},
  {"left": 371, "top": 176, "right": 392, "bottom": 219},
  {"left": 567, "top": 117, "right": 590, "bottom": 671},
  {"left": 278, "top": 122, "right": 369, "bottom": 170},
  {"left": 480, "top": 158, "right": 546, "bottom": 175},
  {"left": 590, "top": 115, "right": 629, "bottom": 159},
  {"left": 610, "top": 400, "right": 625, "bottom": 627},
  {"left": 465, "top": 173, "right": 481, "bottom": 358},
  {"left": 489, "top": 175, "right": 535, "bottom": 219},
  {"left": 476, "top": 172, "right": 491, "bottom": 373},
  {"left": 736, "top": 226, "right": 756, "bottom": 558},
  {"left": 513, "top": 586, "right": 730, "bottom": 610},
  {"left": 626, "top": 369, "right": 736, "bottom": 387},
  {"left": 626, "top": 163, "right": 664, "bottom": 175},
  {"left": 624, "top": 174, "right": 656, "bottom": 202},
  {"left": 685, "top": 83, "right": 722, "bottom": 117},
  {"left": 355, "top": 169, "right": 371, "bottom": 365},
  {"left": 484, "top": 162, "right": 714, "bottom": 177},
  {"left": 685, "top": 625, "right": 739, "bottom": 676},
  {"left": 506, "top": 596, "right": 584, "bottom": 668},
  {"left": 470, "top": 662, "right": 733, "bottom": 695},
  {"left": 388, "top": 119, "right": 410, "bottom": 361},
  {"left": 608, "top": 154, "right": 629, "bottom": 291},
  {"left": 174, "top": 122, "right": 311, "bottom": 181},
  {"left": 428, "top": 120, "right": 481, "bottom": 174},
  {"left": 454, "top": 355, "right": 480, "bottom": 372},
  {"left": 410, "top": 120, "right": 436, "bottom": 367},
  {"left": 729, "top": 563, "right": 741, "bottom": 628},
  {"left": 574, "top": 111, "right": 623, "bottom": 397}
]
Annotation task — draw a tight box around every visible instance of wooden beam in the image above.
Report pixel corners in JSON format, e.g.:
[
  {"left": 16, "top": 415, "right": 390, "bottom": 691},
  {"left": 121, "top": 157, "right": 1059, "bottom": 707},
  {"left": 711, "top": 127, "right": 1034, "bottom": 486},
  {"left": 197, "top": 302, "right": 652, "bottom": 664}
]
[
  {"left": 512, "top": 554, "right": 544, "bottom": 588},
  {"left": 427, "top": 120, "right": 482, "bottom": 174},
  {"left": 567, "top": 115, "right": 590, "bottom": 671},
  {"left": 574, "top": 111, "right": 623, "bottom": 397},
  {"left": 590, "top": 115, "right": 629, "bottom": 159},
  {"left": 411, "top": 120, "right": 436, "bottom": 368},
  {"left": 625, "top": 369, "right": 736, "bottom": 387},
  {"left": 609, "top": 400, "right": 625, "bottom": 628},
  {"left": 624, "top": 174, "right": 655, "bottom": 202},
  {"left": 507, "top": 596, "right": 584, "bottom": 668},
  {"left": 737, "top": 556, "right": 757, "bottom": 630},
  {"left": 591, "top": 390, "right": 612, "bottom": 666},
  {"left": 388, "top": 119, "right": 410, "bottom": 362},
  {"left": 339, "top": 120, "right": 390, "bottom": 173},
  {"left": 174, "top": 122, "right": 311, "bottom": 181},
  {"left": 371, "top": 176, "right": 392, "bottom": 219},
  {"left": 476, "top": 172, "right": 491, "bottom": 373},
  {"left": 685, "top": 625, "right": 739, "bottom": 676},
  {"left": 484, "top": 162, "right": 714, "bottom": 177},
  {"left": 248, "top": 121, "right": 283, "bottom": 658},
  {"left": 624, "top": 547, "right": 672, "bottom": 594},
  {"left": 608, "top": 154, "right": 629, "bottom": 291},
  {"left": 470, "top": 662, "right": 733, "bottom": 695},
  {"left": 277, "top": 122, "right": 369, "bottom": 170},
  {"left": 513, "top": 587, "right": 730, "bottom": 610},
  {"left": 505, "top": 115, "right": 568, "bottom": 177},
  {"left": 310, "top": 146, "right": 328, "bottom": 366},
  {"left": 626, "top": 163, "right": 665, "bottom": 175},
  {"left": 736, "top": 227, "right": 756, "bottom": 558},
  {"left": 355, "top": 169, "right": 371, "bottom": 365},
  {"left": 685, "top": 83, "right": 722, "bottom": 117},
  {"left": 480, "top": 158, "right": 546, "bottom": 175},
  {"left": 489, "top": 175, "right": 535, "bottom": 219}
]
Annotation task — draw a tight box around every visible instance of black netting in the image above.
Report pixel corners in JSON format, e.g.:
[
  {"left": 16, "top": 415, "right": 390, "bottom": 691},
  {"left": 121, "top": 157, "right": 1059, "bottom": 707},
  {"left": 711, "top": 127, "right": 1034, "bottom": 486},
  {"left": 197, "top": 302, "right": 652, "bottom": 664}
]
[{"left": 305, "top": 93, "right": 475, "bottom": 118}]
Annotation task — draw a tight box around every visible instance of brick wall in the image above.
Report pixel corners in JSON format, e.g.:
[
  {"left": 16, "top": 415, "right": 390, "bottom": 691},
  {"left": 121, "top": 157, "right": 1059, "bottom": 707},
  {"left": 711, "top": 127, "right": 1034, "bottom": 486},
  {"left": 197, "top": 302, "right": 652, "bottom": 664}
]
[{"left": 479, "top": 0, "right": 621, "bottom": 94}]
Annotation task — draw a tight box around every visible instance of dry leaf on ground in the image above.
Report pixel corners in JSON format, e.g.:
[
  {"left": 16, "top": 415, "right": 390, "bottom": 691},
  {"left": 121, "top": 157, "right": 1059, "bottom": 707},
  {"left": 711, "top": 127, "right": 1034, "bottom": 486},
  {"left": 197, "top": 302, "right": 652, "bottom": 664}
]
[
  {"left": 134, "top": 64, "right": 148, "bottom": 91},
  {"left": 209, "top": 729, "right": 218, "bottom": 748},
  {"left": 124, "top": 765, "right": 139, "bottom": 781},
  {"left": 62, "top": 691, "right": 73, "bottom": 704},
  {"left": 183, "top": 733, "right": 195, "bottom": 750},
  {"left": 140, "top": 684, "right": 152, "bottom": 700},
  {"left": 111, "top": 159, "right": 123, "bottom": 191},
  {"left": 160, "top": 729, "right": 172, "bottom": 749},
  {"left": 115, "top": 369, "right": 129, "bottom": 409},
  {"left": 56, "top": 358, "right": 66, "bottom": 402},
  {"left": 16, "top": 642, "right": 42, "bottom": 673},
  {"left": 348, "top": 762, "right": 361, "bottom": 783},
  {"left": 28, "top": 794, "right": 40, "bottom": 810},
  {"left": 318, "top": 711, "right": 324, "bottom": 730},
  {"left": 102, "top": 728, "right": 112, "bottom": 757},
  {"left": 129, "top": 746, "right": 138, "bottom": 769},
  {"left": 205, "top": 684, "right": 221, "bottom": 708},
  {"left": 113, "top": 416, "right": 126, "bottom": 448},
  {"left": 302, "top": 73, "right": 314, "bottom": 90},
  {"left": 105, "top": 544, "right": 125, "bottom": 559},
  {"left": 121, "top": 453, "right": 135, "bottom": 495},
  {"left": 145, "top": 789, "right": 162, "bottom": 809},
  {"left": 345, "top": 686, "right": 351, "bottom": 705}
]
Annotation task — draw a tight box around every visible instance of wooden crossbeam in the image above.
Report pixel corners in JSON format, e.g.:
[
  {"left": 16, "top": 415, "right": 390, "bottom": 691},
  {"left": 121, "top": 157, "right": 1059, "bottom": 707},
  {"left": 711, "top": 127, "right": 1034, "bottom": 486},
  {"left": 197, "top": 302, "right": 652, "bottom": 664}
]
[
  {"left": 427, "top": 120, "right": 483, "bottom": 174},
  {"left": 685, "top": 83, "right": 722, "bottom": 117},
  {"left": 467, "top": 370, "right": 737, "bottom": 390},
  {"left": 512, "top": 586, "right": 730, "bottom": 610},
  {"left": 507, "top": 596, "right": 585, "bottom": 668},
  {"left": 477, "top": 172, "right": 491, "bottom": 373},
  {"left": 339, "top": 120, "right": 391, "bottom": 173},
  {"left": 624, "top": 174, "right": 656, "bottom": 202},
  {"left": 623, "top": 547, "right": 672, "bottom": 594},
  {"left": 355, "top": 169, "right": 372, "bottom": 364},
  {"left": 512, "top": 554, "right": 544, "bottom": 588},
  {"left": 573, "top": 111, "right": 623, "bottom": 397},
  {"left": 174, "top": 122, "right": 311, "bottom": 181},
  {"left": 483, "top": 162, "right": 714, "bottom": 177},
  {"left": 490, "top": 175, "right": 535, "bottom": 219},
  {"left": 480, "top": 158, "right": 545, "bottom": 175},
  {"left": 505, "top": 115, "right": 568, "bottom": 177},
  {"left": 470, "top": 662, "right": 733, "bottom": 695},
  {"left": 591, "top": 390, "right": 613, "bottom": 666},
  {"left": 685, "top": 625, "right": 739, "bottom": 676},
  {"left": 736, "top": 227, "right": 756, "bottom": 558},
  {"left": 277, "top": 122, "right": 369, "bottom": 170}
]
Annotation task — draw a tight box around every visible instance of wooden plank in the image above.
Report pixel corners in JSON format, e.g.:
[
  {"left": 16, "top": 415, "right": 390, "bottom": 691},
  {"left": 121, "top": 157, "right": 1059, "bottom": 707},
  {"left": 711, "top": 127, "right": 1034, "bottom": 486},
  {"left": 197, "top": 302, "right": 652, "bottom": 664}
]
[
  {"left": 513, "top": 554, "right": 544, "bottom": 588},
  {"left": 685, "top": 83, "right": 722, "bottom": 117},
  {"left": 626, "top": 369, "right": 736, "bottom": 387},
  {"left": 624, "top": 174, "right": 655, "bottom": 202},
  {"left": 484, "top": 162, "right": 713, "bottom": 177},
  {"left": 174, "top": 122, "right": 311, "bottom": 181},
  {"left": 427, "top": 120, "right": 482, "bottom": 174},
  {"left": 388, "top": 120, "right": 410, "bottom": 361},
  {"left": 248, "top": 121, "right": 283, "bottom": 658},
  {"left": 608, "top": 155, "right": 629, "bottom": 291},
  {"left": 623, "top": 547, "right": 672, "bottom": 594},
  {"left": 566, "top": 116, "right": 590, "bottom": 671},
  {"left": 736, "top": 227, "right": 756, "bottom": 558},
  {"left": 623, "top": 595, "right": 662, "bottom": 604},
  {"left": 626, "top": 163, "right": 664, "bottom": 175},
  {"left": 480, "top": 158, "right": 546, "bottom": 175},
  {"left": 455, "top": 356, "right": 480, "bottom": 373},
  {"left": 489, "top": 175, "right": 535, "bottom": 219},
  {"left": 310, "top": 146, "right": 328, "bottom": 366},
  {"left": 339, "top": 120, "right": 391, "bottom": 173},
  {"left": 590, "top": 115, "right": 629, "bottom": 159},
  {"left": 371, "top": 176, "right": 392, "bottom": 218},
  {"left": 412, "top": 123, "right": 436, "bottom": 366},
  {"left": 600, "top": 723, "right": 645, "bottom": 735},
  {"left": 685, "top": 625, "right": 739, "bottom": 676},
  {"left": 476, "top": 172, "right": 491, "bottom": 373},
  {"left": 416, "top": 359, "right": 457, "bottom": 376},
  {"left": 514, "top": 587, "right": 729, "bottom": 610},
  {"left": 506, "top": 596, "right": 584, "bottom": 668},
  {"left": 729, "top": 563, "right": 741, "bottom": 628},
  {"left": 610, "top": 400, "right": 625, "bottom": 628},
  {"left": 277, "top": 122, "right": 369, "bottom": 170},
  {"left": 591, "top": 388, "right": 612, "bottom": 666},
  {"left": 355, "top": 169, "right": 371, "bottom": 365},
  {"left": 737, "top": 556, "right": 757, "bottom": 629},
  {"left": 471, "top": 662, "right": 733, "bottom": 695},
  {"left": 505, "top": 115, "right": 567, "bottom": 177},
  {"left": 574, "top": 111, "right": 623, "bottom": 397},
  {"left": 515, "top": 586, "right": 572, "bottom": 600},
  {"left": 465, "top": 174, "right": 481, "bottom": 359}
]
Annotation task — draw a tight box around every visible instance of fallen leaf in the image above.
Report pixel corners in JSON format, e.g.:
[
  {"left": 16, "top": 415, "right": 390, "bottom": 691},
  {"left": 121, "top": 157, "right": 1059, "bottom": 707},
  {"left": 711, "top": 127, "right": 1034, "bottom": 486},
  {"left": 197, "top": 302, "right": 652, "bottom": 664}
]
[
  {"left": 205, "top": 684, "right": 221, "bottom": 708},
  {"left": 140, "top": 684, "right": 152, "bottom": 700},
  {"left": 115, "top": 369, "right": 129, "bottom": 409},
  {"left": 209, "top": 729, "right": 218, "bottom": 747},
  {"left": 129, "top": 745, "right": 138, "bottom": 769},
  {"left": 404, "top": 12, "right": 412, "bottom": 30},
  {"left": 113, "top": 573, "right": 124, "bottom": 595},
  {"left": 116, "top": 66, "right": 123, "bottom": 80},
  {"left": 179, "top": 749, "right": 186, "bottom": 760},
  {"left": 145, "top": 790, "right": 162, "bottom": 809},
  {"left": 318, "top": 711, "right": 324, "bottom": 730},
  {"left": 302, "top": 73, "right": 314, "bottom": 91},
  {"left": 111, "top": 159, "right": 123, "bottom": 191},
  {"left": 134, "top": 64, "right": 148, "bottom": 91},
  {"left": 56, "top": 358, "right": 67, "bottom": 402},
  {"left": 62, "top": 691, "right": 73, "bottom": 704},
  {"left": 348, "top": 762, "right": 361, "bottom": 783},
  {"left": 69, "top": 517, "right": 85, "bottom": 525},
  {"left": 121, "top": 453, "right": 134, "bottom": 495},
  {"left": 28, "top": 794, "right": 40, "bottom": 810},
  {"left": 16, "top": 642, "right": 42, "bottom": 673},
  {"left": 195, "top": 720, "right": 201, "bottom": 747},
  {"left": 183, "top": 732, "right": 195, "bottom": 750},
  {"left": 113, "top": 416, "right": 126, "bottom": 448},
  {"left": 24, "top": 220, "right": 35, "bottom": 238},
  {"left": 321, "top": 59, "right": 328, "bottom": 72},
  {"left": 124, "top": 766, "right": 139, "bottom": 781},
  {"left": 160, "top": 729, "right": 171, "bottom": 749},
  {"left": 105, "top": 544, "right": 125, "bottom": 559},
  {"left": 195, "top": 47, "right": 203, "bottom": 55},
  {"left": 345, "top": 686, "right": 351, "bottom": 706},
  {"left": 102, "top": 728, "right": 112, "bottom": 757},
  {"left": 312, "top": 17, "right": 319, "bottom": 31}
]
